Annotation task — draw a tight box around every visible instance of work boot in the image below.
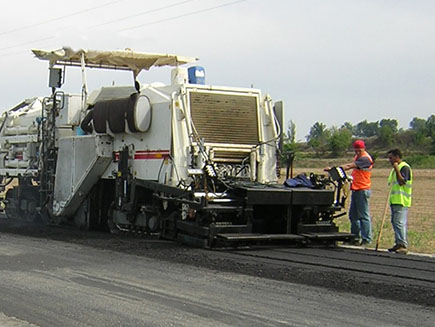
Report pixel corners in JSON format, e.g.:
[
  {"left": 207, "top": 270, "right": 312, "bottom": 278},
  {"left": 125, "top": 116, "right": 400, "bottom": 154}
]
[
  {"left": 353, "top": 239, "right": 362, "bottom": 246},
  {"left": 388, "top": 244, "right": 400, "bottom": 252},
  {"left": 395, "top": 244, "right": 408, "bottom": 254},
  {"left": 343, "top": 238, "right": 361, "bottom": 246}
]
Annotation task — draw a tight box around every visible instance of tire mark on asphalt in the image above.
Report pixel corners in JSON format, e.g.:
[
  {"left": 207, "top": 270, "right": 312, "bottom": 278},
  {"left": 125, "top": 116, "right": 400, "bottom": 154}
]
[{"left": 68, "top": 271, "right": 291, "bottom": 327}]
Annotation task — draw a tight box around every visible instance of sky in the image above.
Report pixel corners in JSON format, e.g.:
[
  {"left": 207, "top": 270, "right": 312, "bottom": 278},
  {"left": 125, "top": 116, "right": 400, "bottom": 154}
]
[{"left": 0, "top": 0, "right": 434, "bottom": 140}]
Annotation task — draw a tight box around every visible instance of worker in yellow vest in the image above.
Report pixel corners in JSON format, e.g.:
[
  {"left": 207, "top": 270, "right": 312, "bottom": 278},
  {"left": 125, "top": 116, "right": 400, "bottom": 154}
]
[{"left": 387, "top": 148, "right": 413, "bottom": 254}]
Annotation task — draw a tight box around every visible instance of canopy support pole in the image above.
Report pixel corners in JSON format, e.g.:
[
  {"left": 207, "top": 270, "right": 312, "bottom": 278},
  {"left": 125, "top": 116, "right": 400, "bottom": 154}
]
[{"left": 80, "top": 52, "right": 88, "bottom": 110}]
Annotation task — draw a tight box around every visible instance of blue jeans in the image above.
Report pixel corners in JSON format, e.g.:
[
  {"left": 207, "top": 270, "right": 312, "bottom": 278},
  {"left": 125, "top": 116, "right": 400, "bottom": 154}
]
[
  {"left": 349, "top": 190, "right": 372, "bottom": 242},
  {"left": 390, "top": 204, "right": 408, "bottom": 247}
]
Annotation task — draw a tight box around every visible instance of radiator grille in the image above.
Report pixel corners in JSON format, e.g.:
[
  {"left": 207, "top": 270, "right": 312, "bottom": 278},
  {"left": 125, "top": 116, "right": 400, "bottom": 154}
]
[
  {"left": 213, "top": 150, "right": 250, "bottom": 160},
  {"left": 189, "top": 92, "right": 259, "bottom": 145}
]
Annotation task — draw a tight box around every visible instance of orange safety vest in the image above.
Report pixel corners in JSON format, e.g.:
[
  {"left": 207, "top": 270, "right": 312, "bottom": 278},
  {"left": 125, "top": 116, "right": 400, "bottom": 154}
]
[{"left": 351, "top": 151, "right": 373, "bottom": 190}]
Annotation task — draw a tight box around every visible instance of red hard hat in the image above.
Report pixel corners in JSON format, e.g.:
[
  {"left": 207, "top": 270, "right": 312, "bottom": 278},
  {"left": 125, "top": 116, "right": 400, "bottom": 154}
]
[{"left": 353, "top": 140, "right": 365, "bottom": 149}]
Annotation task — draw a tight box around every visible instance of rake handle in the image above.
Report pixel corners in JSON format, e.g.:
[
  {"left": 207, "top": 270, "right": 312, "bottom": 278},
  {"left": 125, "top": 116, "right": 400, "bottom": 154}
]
[{"left": 375, "top": 188, "right": 392, "bottom": 251}]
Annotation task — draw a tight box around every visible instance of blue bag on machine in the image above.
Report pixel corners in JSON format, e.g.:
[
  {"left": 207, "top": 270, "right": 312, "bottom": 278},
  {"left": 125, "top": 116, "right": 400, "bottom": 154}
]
[{"left": 284, "top": 174, "right": 314, "bottom": 188}]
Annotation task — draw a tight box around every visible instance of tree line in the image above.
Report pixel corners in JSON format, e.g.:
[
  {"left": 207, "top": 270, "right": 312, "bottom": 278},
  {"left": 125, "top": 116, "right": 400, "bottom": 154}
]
[{"left": 283, "top": 114, "right": 435, "bottom": 157}]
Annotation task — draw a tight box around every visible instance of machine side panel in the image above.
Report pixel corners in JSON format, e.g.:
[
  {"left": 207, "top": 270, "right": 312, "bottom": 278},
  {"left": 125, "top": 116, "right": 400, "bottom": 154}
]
[
  {"left": 291, "top": 188, "right": 335, "bottom": 205},
  {"left": 113, "top": 101, "right": 172, "bottom": 181},
  {"left": 57, "top": 94, "right": 82, "bottom": 126},
  {"left": 245, "top": 188, "right": 292, "bottom": 205},
  {"left": 53, "top": 135, "right": 113, "bottom": 217},
  {"left": 55, "top": 138, "right": 74, "bottom": 203}
]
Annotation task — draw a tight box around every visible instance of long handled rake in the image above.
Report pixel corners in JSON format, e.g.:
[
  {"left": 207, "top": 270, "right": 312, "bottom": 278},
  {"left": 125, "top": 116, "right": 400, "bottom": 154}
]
[{"left": 375, "top": 188, "right": 392, "bottom": 251}]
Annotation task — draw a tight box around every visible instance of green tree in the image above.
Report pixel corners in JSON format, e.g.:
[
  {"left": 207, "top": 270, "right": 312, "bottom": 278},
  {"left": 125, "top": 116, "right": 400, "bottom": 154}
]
[
  {"left": 377, "top": 118, "right": 398, "bottom": 147},
  {"left": 355, "top": 120, "right": 379, "bottom": 137},
  {"left": 341, "top": 122, "right": 355, "bottom": 135},
  {"left": 409, "top": 117, "right": 427, "bottom": 145},
  {"left": 379, "top": 119, "right": 398, "bottom": 134},
  {"left": 410, "top": 117, "right": 426, "bottom": 132},
  {"left": 281, "top": 120, "right": 298, "bottom": 176},
  {"left": 307, "top": 122, "right": 330, "bottom": 155},
  {"left": 378, "top": 125, "right": 394, "bottom": 147},
  {"left": 282, "top": 120, "right": 298, "bottom": 153},
  {"left": 328, "top": 127, "right": 352, "bottom": 156},
  {"left": 426, "top": 115, "right": 435, "bottom": 136},
  {"left": 426, "top": 115, "right": 435, "bottom": 154},
  {"left": 286, "top": 120, "right": 296, "bottom": 144}
]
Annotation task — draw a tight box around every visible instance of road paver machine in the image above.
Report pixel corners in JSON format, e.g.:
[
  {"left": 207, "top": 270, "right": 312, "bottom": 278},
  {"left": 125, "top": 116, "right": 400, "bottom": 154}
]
[{"left": 0, "top": 47, "right": 353, "bottom": 247}]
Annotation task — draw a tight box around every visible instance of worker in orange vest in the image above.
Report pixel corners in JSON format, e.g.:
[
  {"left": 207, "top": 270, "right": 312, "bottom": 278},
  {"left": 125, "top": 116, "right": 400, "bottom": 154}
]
[{"left": 327, "top": 140, "right": 373, "bottom": 245}]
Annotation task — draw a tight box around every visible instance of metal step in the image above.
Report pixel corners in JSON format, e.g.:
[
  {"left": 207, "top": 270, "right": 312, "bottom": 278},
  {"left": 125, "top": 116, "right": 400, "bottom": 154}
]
[
  {"left": 216, "top": 233, "right": 304, "bottom": 242},
  {"left": 299, "top": 232, "right": 354, "bottom": 240},
  {"left": 210, "top": 224, "right": 249, "bottom": 234},
  {"left": 202, "top": 205, "right": 241, "bottom": 211}
]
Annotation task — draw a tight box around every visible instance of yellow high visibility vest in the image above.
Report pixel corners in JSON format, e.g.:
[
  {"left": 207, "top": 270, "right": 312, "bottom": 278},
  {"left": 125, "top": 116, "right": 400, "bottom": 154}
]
[{"left": 388, "top": 161, "right": 412, "bottom": 207}]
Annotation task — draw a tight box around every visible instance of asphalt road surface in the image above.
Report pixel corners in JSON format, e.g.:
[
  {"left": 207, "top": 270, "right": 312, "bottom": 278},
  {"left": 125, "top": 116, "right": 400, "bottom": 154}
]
[{"left": 0, "top": 228, "right": 434, "bottom": 327}]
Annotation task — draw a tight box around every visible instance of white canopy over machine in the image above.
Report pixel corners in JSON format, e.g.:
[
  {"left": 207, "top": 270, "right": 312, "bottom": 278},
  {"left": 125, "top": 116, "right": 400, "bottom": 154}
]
[
  {"left": 32, "top": 47, "right": 198, "bottom": 107},
  {"left": 32, "top": 47, "right": 198, "bottom": 77}
]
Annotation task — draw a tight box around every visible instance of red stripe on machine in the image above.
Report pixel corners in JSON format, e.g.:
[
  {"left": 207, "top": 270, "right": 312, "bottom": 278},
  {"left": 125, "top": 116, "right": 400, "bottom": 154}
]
[
  {"left": 114, "top": 150, "right": 170, "bottom": 161},
  {"left": 134, "top": 150, "right": 170, "bottom": 160}
]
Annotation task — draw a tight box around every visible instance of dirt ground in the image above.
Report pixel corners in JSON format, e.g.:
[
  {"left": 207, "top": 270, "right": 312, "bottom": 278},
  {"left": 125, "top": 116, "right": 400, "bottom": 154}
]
[{"left": 288, "top": 167, "right": 435, "bottom": 254}]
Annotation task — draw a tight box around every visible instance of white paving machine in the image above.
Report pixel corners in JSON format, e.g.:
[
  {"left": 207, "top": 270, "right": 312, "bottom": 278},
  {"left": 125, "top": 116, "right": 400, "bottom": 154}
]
[{"left": 0, "top": 47, "right": 352, "bottom": 247}]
